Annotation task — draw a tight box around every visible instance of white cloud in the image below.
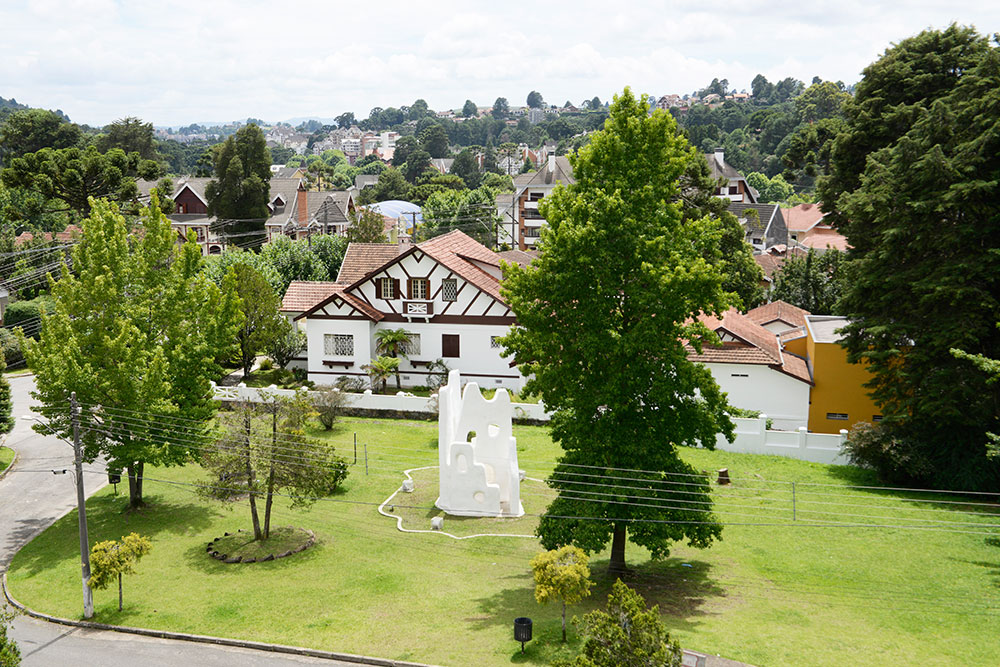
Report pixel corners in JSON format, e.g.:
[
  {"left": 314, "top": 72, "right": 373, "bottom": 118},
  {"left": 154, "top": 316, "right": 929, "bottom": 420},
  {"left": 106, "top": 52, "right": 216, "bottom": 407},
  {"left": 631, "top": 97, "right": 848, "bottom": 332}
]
[{"left": 1, "top": 0, "right": 999, "bottom": 125}]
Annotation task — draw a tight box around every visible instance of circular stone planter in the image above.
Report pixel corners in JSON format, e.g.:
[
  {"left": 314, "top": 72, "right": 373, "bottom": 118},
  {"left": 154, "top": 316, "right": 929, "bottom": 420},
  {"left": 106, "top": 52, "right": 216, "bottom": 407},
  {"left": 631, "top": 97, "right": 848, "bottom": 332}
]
[{"left": 206, "top": 527, "right": 315, "bottom": 564}]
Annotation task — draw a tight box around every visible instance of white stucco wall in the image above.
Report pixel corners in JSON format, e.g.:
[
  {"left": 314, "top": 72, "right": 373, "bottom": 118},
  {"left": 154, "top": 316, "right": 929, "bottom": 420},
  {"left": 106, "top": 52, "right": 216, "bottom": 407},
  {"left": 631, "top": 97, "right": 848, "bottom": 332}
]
[{"left": 703, "top": 361, "right": 810, "bottom": 430}]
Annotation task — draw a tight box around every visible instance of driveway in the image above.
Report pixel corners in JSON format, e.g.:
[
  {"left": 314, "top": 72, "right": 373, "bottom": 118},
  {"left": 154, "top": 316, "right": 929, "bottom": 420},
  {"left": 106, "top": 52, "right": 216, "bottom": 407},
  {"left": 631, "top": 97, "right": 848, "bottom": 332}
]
[{"left": 0, "top": 375, "right": 374, "bottom": 667}]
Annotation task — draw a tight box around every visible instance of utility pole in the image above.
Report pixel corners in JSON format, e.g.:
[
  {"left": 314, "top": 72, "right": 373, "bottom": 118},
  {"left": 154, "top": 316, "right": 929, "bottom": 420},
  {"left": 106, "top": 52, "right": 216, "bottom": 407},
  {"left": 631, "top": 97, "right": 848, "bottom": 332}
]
[{"left": 70, "top": 392, "right": 94, "bottom": 619}]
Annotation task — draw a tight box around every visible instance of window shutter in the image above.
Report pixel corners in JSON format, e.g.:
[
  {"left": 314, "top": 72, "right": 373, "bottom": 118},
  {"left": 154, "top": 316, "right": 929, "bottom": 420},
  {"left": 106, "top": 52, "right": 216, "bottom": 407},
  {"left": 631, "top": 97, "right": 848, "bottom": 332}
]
[
  {"left": 442, "top": 334, "right": 460, "bottom": 358},
  {"left": 393, "top": 278, "right": 400, "bottom": 300},
  {"left": 375, "top": 279, "right": 383, "bottom": 300}
]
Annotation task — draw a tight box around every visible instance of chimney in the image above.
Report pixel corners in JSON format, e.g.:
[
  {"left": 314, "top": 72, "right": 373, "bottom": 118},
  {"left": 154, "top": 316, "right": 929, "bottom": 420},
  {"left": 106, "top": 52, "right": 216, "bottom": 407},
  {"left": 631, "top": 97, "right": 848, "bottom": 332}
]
[
  {"left": 296, "top": 182, "right": 308, "bottom": 224},
  {"left": 714, "top": 147, "right": 725, "bottom": 167},
  {"left": 548, "top": 154, "right": 555, "bottom": 173}
]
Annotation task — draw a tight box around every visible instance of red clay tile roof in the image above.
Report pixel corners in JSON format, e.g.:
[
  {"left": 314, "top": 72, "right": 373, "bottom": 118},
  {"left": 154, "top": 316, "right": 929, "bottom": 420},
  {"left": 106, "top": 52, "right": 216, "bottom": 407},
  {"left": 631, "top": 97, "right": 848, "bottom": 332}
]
[
  {"left": 800, "top": 227, "right": 849, "bottom": 252},
  {"left": 281, "top": 281, "right": 341, "bottom": 312},
  {"left": 690, "top": 308, "right": 812, "bottom": 384},
  {"left": 496, "top": 249, "right": 538, "bottom": 267},
  {"left": 746, "top": 300, "right": 811, "bottom": 329},
  {"left": 783, "top": 203, "right": 825, "bottom": 232},
  {"left": 754, "top": 253, "right": 782, "bottom": 280},
  {"left": 417, "top": 230, "right": 504, "bottom": 302},
  {"left": 335, "top": 243, "right": 404, "bottom": 284},
  {"left": 282, "top": 280, "right": 383, "bottom": 321},
  {"left": 780, "top": 353, "right": 812, "bottom": 384},
  {"left": 779, "top": 326, "right": 807, "bottom": 343},
  {"left": 686, "top": 341, "right": 775, "bottom": 365},
  {"left": 14, "top": 225, "right": 82, "bottom": 246}
]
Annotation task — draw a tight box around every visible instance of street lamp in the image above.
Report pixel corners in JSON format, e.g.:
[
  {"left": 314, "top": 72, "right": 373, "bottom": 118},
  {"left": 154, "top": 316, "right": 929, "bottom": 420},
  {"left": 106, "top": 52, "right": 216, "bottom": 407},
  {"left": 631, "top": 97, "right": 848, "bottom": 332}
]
[{"left": 22, "top": 392, "right": 94, "bottom": 619}]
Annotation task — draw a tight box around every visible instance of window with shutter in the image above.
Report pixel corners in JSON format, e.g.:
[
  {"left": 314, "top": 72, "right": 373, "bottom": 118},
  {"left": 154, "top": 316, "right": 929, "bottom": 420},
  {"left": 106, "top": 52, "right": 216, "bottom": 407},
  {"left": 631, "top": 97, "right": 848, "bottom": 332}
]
[
  {"left": 442, "top": 334, "right": 460, "bottom": 358},
  {"left": 409, "top": 278, "right": 428, "bottom": 300},
  {"left": 379, "top": 277, "right": 394, "bottom": 299}
]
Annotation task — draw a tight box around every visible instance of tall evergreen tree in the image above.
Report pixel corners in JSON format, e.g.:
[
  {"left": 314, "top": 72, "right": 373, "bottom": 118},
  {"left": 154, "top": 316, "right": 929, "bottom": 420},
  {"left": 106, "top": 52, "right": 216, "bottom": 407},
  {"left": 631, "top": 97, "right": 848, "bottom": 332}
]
[
  {"left": 501, "top": 89, "right": 733, "bottom": 574},
  {"left": 205, "top": 124, "right": 271, "bottom": 223},
  {"left": 836, "top": 26, "right": 1000, "bottom": 490}
]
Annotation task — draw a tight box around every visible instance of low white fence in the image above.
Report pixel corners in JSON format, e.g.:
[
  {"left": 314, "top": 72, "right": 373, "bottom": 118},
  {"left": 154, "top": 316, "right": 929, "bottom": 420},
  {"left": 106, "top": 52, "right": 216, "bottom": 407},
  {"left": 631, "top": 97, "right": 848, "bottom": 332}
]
[
  {"left": 210, "top": 382, "right": 550, "bottom": 421},
  {"left": 212, "top": 384, "right": 848, "bottom": 465}
]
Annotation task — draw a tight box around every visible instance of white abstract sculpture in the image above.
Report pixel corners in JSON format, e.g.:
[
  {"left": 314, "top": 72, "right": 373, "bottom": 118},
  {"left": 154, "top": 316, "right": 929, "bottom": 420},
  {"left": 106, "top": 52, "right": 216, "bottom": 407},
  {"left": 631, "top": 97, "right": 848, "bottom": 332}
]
[{"left": 436, "top": 370, "right": 524, "bottom": 517}]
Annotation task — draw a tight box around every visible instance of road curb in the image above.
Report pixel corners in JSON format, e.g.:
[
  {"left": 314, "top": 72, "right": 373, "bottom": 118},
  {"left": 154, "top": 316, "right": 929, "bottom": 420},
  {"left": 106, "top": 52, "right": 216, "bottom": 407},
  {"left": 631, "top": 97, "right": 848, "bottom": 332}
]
[
  {"left": 2, "top": 572, "right": 439, "bottom": 667},
  {"left": 0, "top": 437, "right": 15, "bottom": 483}
]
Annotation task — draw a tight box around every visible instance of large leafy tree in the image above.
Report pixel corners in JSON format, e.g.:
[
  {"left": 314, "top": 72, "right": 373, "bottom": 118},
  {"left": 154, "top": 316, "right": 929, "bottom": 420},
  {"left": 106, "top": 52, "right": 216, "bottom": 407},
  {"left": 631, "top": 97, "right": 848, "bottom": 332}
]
[
  {"left": 231, "top": 263, "right": 285, "bottom": 380},
  {"left": 0, "top": 108, "right": 81, "bottom": 161},
  {"left": 205, "top": 123, "right": 271, "bottom": 222},
  {"left": 27, "top": 197, "right": 242, "bottom": 508},
  {"left": 835, "top": 28, "right": 1000, "bottom": 490},
  {"left": 501, "top": 89, "right": 734, "bottom": 575},
  {"left": 96, "top": 117, "right": 159, "bottom": 161},
  {"left": 772, "top": 248, "right": 846, "bottom": 315},
  {"left": 1, "top": 146, "right": 162, "bottom": 215}
]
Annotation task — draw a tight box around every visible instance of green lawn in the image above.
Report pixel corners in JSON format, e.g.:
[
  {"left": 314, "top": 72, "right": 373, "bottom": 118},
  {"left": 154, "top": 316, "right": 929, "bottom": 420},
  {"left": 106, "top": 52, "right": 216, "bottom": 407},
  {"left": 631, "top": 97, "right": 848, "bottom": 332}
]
[
  {"left": 7, "top": 416, "right": 1000, "bottom": 666},
  {"left": 0, "top": 446, "right": 13, "bottom": 474}
]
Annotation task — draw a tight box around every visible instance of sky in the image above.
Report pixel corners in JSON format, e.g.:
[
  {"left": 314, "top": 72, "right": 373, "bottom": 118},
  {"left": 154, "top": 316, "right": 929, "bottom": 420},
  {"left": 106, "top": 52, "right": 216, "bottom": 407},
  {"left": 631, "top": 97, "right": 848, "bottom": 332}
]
[{"left": 2, "top": 0, "right": 998, "bottom": 128}]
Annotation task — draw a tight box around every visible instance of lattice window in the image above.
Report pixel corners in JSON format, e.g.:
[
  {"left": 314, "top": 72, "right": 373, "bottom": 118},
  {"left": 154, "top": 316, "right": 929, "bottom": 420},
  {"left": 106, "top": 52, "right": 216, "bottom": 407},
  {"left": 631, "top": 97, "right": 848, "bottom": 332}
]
[
  {"left": 402, "top": 334, "right": 421, "bottom": 356},
  {"left": 324, "top": 334, "right": 354, "bottom": 356},
  {"left": 490, "top": 336, "right": 504, "bottom": 349},
  {"left": 442, "top": 278, "right": 458, "bottom": 302}
]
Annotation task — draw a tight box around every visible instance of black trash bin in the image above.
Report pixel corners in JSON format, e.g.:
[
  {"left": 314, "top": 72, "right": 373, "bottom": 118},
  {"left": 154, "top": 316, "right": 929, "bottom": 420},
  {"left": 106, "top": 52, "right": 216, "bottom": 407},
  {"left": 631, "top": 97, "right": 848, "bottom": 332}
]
[{"left": 514, "top": 617, "right": 532, "bottom": 653}]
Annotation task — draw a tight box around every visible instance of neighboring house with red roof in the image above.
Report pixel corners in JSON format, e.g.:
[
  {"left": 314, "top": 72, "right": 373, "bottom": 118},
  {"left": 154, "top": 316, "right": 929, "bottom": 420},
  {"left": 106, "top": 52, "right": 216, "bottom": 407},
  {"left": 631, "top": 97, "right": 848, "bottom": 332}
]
[
  {"left": 783, "top": 203, "right": 849, "bottom": 253},
  {"left": 14, "top": 225, "right": 82, "bottom": 246},
  {"left": 745, "top": 300, "right": 810, "bottom": 334},
  {"left": 689, "top": 308, "right": 812, "bottom": 429},
  {"left": 281, "top": 230, "right": 524, "bottom": 390}
]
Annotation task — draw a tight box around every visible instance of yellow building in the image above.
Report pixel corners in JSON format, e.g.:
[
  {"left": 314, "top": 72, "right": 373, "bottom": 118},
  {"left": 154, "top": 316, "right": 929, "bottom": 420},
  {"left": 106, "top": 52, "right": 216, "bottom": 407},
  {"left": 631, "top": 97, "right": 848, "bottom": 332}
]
[{"left": 802, "top": 316, "right": 881, "bottom": 434}]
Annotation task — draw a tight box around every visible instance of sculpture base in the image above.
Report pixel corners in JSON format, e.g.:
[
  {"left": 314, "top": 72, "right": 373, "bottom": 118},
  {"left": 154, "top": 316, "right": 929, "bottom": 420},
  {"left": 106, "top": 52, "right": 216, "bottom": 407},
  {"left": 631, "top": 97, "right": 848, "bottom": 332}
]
[{"left": 434, "top": 497, "right": 525, "bottom": 518}]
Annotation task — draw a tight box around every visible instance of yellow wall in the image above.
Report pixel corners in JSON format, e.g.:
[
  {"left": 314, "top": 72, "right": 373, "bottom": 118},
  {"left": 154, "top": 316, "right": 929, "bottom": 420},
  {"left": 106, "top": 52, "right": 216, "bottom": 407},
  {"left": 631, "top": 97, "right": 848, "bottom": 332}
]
[
  {"left": 783, "top": 334, "right": 807, "bottom": 358},
  {"left": 807, "top": 334, "right": 881, "bottom": 434}
]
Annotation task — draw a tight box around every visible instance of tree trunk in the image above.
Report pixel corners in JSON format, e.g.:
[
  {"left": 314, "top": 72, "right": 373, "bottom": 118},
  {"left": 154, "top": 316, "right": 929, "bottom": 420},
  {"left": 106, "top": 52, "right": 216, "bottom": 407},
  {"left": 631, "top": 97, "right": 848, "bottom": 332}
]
[
  {"left": 561, "top": 601, "right": 567, "bottom": 642},
  {"left": 608, "top": 523, "right": 627, "bottom": 576},
  {"left": 243, "top": 411, "right": 262, "bottom": 541},
  {"left": 118, "top": 572, "right": 123, "bottom": 612},
  {"left": 126, "top": 461, "right": 144, "bottom": 509},
  {"left": 395, "top": 370, "right": 402, "bottom": 392},
  {"left": 264, "top": 408, "right": 277, "bottom": 539}
]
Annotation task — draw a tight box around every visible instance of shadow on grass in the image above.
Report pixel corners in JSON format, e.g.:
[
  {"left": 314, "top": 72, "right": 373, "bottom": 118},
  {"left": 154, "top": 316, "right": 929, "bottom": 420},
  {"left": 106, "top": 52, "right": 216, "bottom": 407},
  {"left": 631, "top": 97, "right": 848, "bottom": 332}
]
[
  {"left": 11, "top": 493, "right": 216, "bottom": 578},
  {"left": 469, "top": 557, "right": 726, "bottom": 664}
]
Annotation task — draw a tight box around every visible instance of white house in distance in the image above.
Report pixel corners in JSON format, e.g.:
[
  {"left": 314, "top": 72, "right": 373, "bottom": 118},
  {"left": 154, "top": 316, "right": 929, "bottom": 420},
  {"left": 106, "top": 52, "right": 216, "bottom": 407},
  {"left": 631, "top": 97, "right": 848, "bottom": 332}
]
[
  {"left": 688, "top": 303, "right": 813, "bottom": 430},
  {"left": 281, "top": 231, "right": 529, "bottom": 391}
]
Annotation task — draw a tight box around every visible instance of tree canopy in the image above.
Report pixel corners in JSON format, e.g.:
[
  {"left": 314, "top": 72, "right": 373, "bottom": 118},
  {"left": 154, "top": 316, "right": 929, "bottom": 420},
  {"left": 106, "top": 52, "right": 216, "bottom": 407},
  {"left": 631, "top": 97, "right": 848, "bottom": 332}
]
[
  {"left": 27, "top": 197, "right": 242, "bottom": 508},
  {"left": 834, "top": 25, "right": 1000, "bottom": 491},
  {"left": 0, "top": 108, "right": 81, "bottom": 162},
  {"left": 1, "top": 145, "right": 162, "bottom": 215},
  {"left": 501, "top": 89, "right": 733, "bottom": 574},
  {"left": 205, "top": 123, "right": 271, "bottom": 222}
]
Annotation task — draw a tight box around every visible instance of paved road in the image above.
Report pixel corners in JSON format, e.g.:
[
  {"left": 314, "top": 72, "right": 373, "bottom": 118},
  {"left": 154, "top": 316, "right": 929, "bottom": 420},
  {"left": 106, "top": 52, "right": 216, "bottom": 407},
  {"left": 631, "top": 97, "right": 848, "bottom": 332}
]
[{"left": 0, "top": 375, "right": 362, "bottom": 667}]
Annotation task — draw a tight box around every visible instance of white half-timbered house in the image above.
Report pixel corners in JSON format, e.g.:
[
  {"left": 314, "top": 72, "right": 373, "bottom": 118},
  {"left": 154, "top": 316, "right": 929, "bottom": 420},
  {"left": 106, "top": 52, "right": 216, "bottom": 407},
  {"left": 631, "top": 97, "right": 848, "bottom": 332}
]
[{"left": 282, "top": 231, "right": 530, "bottom": 390}]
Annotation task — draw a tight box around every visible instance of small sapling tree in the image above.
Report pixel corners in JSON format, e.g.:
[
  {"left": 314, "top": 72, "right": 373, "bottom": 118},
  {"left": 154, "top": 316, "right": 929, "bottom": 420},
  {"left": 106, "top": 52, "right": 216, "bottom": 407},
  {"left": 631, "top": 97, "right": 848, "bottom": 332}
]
[
  {"left": 531, "top": 545, "right": 592, "bottom": 642},
  {"left": 88, "top": 533, "right": 152, "bottom": 612},
  {"left": 562, "top": 579, "right": 682, "bottom": 667}
]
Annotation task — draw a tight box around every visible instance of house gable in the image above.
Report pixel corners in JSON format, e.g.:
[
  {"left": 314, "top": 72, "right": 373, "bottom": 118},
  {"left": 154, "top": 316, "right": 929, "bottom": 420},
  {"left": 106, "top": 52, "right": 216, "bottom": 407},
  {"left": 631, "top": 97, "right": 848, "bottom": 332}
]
[{"left": 344, "top": 246, "right": 513, "bottom": 325}]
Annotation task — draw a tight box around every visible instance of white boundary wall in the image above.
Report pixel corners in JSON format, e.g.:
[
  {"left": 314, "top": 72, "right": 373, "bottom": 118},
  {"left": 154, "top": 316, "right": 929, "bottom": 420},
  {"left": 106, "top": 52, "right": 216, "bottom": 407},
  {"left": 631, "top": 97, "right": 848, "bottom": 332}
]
[{"left": 212, "top": 385, "right": 847, "bottom": 465}]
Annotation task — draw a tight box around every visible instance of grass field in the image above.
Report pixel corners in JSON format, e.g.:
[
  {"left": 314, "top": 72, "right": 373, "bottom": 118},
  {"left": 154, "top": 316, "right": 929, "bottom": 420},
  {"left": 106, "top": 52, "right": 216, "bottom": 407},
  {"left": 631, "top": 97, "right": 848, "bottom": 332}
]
[
  {"left": 7, "top": 416, "right": 1000, "bottom": 666},
  {"left": 0, "top": 446, "right": 13, "bottom": 474}
]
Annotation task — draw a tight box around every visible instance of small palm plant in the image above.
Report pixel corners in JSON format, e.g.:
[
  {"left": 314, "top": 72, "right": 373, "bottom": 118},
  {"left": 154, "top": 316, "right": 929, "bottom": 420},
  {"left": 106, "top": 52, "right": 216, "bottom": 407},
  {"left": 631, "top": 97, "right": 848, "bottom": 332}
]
[
  {"left": 374, "top": 328, "right": 413, "bottom": 391},
  {"left": 362, "top": 356, "right": 399, "bottom": 394}
]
